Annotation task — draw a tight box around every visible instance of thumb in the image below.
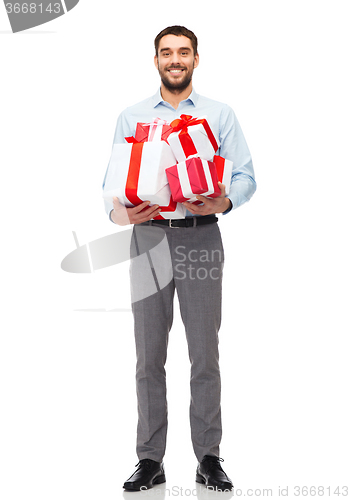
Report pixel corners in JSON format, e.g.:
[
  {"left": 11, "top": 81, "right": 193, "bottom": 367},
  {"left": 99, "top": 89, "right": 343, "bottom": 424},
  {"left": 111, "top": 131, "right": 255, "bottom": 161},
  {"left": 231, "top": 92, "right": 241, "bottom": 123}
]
[{"left": 217, "top": 182, "right": 226, "bottom": 196}]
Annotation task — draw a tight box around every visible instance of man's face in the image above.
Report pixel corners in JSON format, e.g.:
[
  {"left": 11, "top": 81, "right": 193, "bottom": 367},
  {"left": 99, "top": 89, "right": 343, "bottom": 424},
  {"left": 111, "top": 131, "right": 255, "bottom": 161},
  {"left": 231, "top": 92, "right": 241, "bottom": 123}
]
[{"left": 154, "top": 35, "right": 199, "bottom": 92}]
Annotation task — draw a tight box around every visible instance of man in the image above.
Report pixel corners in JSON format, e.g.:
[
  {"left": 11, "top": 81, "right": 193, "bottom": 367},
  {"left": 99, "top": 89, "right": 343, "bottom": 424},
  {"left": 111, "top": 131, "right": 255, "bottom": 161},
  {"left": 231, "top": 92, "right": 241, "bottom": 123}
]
[{"left": 103, "top": 26, "right": 256, "bottom": 491}]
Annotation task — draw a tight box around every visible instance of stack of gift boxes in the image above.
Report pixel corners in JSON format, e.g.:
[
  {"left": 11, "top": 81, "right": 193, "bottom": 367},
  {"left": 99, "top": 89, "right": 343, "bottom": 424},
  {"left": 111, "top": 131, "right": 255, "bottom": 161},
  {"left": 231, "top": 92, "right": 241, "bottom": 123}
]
[{"left": 103, "top": 114, "right": 234, "bottom": 220}]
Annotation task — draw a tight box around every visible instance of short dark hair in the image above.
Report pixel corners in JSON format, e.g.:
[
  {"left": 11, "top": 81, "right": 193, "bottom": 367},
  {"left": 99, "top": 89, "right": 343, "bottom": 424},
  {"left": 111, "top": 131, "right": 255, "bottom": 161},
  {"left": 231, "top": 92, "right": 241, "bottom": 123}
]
[{"left": 154, "top": 25, "right": 198, "bottom": 57}]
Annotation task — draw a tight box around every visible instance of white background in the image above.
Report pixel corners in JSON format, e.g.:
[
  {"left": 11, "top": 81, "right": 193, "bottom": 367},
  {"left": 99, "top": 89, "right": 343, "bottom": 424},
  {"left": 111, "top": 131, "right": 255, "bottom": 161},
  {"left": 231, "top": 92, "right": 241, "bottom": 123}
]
[{"left": 1, "top": 0, "right": 349, "bottom": 498}]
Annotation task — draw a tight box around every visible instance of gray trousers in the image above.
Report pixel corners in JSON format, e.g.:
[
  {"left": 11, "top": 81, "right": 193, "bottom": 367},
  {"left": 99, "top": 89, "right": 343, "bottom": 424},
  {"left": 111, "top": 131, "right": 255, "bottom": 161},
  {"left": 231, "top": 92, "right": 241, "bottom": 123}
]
[{"left": 130, "top": 221, "right": 224, "bottom": 462}]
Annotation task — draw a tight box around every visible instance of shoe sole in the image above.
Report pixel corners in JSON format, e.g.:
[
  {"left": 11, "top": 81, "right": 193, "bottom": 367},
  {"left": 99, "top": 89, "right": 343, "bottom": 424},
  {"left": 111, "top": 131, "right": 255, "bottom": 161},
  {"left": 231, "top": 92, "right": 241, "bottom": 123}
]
[
  {"left": 196, "top": 473, "right": 206, "bottom": 485},
  {"left": 123, "top": 473, "right": 166, "bottom": 491},
  {"left": 153, "top": 474, "right": 166, "bottom": 485},
  {"left": 196, "top": 472, "right": 232, "bottom": 491}
]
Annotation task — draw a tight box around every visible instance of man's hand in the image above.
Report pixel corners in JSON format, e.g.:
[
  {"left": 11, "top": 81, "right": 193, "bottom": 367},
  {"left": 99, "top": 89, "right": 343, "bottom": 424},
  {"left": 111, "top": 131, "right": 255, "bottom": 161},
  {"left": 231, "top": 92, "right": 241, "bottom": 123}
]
[
  {"left": 183, "top": 182, "right": 232, "bottom": 215},
  {"left": 111, "top": 197, "right": 161, "bottom": 225}
]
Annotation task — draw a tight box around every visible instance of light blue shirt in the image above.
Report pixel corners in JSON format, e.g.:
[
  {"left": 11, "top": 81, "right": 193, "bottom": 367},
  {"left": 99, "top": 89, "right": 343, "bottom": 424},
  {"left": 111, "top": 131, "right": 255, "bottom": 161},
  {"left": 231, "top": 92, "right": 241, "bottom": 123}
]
[{"left": 103, "top": 88, "right": 256, "bottom": 219}]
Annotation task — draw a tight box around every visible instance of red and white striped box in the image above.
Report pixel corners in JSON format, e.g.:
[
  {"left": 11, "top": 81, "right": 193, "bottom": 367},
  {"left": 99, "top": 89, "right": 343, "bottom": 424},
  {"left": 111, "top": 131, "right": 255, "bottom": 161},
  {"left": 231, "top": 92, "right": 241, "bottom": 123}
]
[
  {"left": 213, "top": 155, "right": 234, "bottom": 194},
  {"left": 103, "top": 141, "right": 186, "bottom": 219},
  {"left": 166, "top": 157, "right": 221, "bottom": 203},
  {"left": 167, "top": 114, "right": 220, "bottom": 162},
  {"left": 134, "top": 117, "right": 173, "bottom": 143}
]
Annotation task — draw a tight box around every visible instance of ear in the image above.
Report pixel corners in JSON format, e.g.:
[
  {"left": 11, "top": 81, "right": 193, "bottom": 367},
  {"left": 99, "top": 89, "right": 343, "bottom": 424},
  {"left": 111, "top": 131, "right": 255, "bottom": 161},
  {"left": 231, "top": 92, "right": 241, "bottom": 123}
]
[
  {"left": 194, "top": 52, "right": 199, "bottom": 69},
  {"left": 154, "top": 54, "right": 159, "bottom": 69}
]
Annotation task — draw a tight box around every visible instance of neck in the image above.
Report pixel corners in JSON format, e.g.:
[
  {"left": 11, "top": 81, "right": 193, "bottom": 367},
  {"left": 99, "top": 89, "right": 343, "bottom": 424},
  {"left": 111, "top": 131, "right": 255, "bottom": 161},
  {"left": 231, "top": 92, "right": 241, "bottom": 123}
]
[{"left": 160, "top": 82, "right": 193, "bottom": 110}]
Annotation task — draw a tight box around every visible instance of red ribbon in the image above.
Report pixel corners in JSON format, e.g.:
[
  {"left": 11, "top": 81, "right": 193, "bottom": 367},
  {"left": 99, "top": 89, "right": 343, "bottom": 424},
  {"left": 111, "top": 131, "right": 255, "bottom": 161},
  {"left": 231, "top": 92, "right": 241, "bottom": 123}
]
[
  {"left": 153, "top": 196, "right": 177, "bottom": 219},
  {"left": 213, "top": 155, "right": 225, "bottom": 183},
  {"left": 124, "top": 139, "right": 179, "bottom": 218},
  {"left": 170, "top": 114, "right": 199, "bottom": 132},
  {"left": 125, "top": 136, "right": 140, "bottom": 144},
  {"left": 125, "top": 143, "right": 144, "bottom": 206},
  {"left": 170, "top": 114, "right": 219, "bottom": 157},
  {"left": 207, "top": 161, "right": 221, "bottom": 198}
]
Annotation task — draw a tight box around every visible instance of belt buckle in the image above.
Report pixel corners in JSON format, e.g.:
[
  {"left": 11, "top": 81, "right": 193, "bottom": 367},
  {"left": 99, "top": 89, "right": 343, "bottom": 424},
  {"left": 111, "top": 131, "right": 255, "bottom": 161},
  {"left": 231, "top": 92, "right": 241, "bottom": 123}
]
[{"left": 169, "top": 219, "right": 180, "bottom": 228}]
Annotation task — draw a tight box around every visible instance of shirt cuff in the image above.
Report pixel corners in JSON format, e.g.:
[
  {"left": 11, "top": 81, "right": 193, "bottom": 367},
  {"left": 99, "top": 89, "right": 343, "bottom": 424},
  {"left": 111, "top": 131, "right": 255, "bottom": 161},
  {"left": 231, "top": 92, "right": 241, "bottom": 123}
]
[
  {"left": 109, "top": 209, "right": 116, "bottom": 223},
  {"left": 222, "top": 197, "right": 233, "bottom": 215}
]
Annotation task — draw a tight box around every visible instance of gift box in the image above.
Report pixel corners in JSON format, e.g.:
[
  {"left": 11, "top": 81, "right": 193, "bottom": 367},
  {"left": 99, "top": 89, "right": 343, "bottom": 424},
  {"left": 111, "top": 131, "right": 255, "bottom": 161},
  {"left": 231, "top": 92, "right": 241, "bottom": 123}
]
[
  {"left": 213, "top": 155, "right": 234, "bottom": 195},
  {"left": 132, "top": 117, "right": 173, "bottom": 143},
  {"left": 103, "top": 140, "right": 186, "bottom": 219},
  {"left": 166, "top": 157, "right": 221, "bottom": 203},
  {"left": 103, "top": 141, "right": 175, "bottom": 207},
  {"left": 167, "top": 114, "right": 220, "bottom": 162},
  {"left": 153, "top": 196, "right": 187, "bottom": 220}
]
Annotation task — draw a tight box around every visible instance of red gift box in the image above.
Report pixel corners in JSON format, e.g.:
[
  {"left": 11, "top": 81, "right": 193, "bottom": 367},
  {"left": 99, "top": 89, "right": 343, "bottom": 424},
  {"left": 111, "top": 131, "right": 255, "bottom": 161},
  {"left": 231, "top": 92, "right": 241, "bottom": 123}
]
[
  {"left": 166, "top": 157, "right": 221, "bottom": 203},
  {"left": 130, "top": 118, "right": 173, "bottom": 143}
]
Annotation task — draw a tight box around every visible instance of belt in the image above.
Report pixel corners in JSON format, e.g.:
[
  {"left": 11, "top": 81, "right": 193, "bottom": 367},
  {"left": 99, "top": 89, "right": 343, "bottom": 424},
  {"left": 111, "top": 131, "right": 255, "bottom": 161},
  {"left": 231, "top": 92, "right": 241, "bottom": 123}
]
[{"left": 144, "top": 215, "right": 218, "bottom": 228}]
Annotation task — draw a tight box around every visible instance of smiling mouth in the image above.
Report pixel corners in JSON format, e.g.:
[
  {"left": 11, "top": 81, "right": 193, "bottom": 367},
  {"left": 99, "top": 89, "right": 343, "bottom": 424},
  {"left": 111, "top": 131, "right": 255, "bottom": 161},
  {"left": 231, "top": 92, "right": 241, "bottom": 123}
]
[{"left": 167, "top": 68, "right": 185, "bottom": 74}]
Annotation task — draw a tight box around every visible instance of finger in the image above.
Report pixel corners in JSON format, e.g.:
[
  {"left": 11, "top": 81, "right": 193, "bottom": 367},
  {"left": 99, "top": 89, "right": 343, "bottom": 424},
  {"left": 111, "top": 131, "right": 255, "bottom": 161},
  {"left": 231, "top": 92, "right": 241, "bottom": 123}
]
[
  {"left": 183, "top": 202, "right": 199, "bottom": 213},
  {"left": 144, "top": 206, "right": 161, "bottom": 217},
  {"left": 112, "top": 196, "right": 122, "bottom": 208},
  {"left": 217, "top": 182, "right": 226, "bottom": 196},
  {"left": 136, "top": 210, "right": 162, "bottom": 224},
  {"left": 135, "top": 206, "right": 161, "bottom": 221},
  {"left": 195, "top": 194, "right": 210, "bottom": 203},
  {"left": 140, "top": 204, "right": 160, "bottom": 216},
  {"left": 132, "top": 201, "right": 151, "bottom": 213}
]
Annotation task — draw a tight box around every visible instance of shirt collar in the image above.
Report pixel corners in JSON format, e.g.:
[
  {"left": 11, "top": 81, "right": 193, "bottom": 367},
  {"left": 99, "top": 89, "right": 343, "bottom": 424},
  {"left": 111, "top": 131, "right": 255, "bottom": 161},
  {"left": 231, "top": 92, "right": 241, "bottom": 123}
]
[{"left": 152, "top": 87, "right": 198, "bottom": 108}]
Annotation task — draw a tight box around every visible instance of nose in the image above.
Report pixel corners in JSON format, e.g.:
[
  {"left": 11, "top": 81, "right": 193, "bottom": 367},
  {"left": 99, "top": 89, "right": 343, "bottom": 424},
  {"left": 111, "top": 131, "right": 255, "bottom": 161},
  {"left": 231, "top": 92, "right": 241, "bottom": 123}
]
[{"left": 170, "top": 52, "right": 181, "bottom": 65}]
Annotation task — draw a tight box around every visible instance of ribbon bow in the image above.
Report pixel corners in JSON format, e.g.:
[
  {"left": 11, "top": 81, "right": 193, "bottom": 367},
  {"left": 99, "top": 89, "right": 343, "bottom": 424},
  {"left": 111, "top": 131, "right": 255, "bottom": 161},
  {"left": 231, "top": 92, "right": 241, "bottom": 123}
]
[
  {"left": 169, "top": 115, "right": 219, "bottom": 160},
  {"left": 170, "top": 114, "right": 203, "bottom": 133},
  {"left": 145, "top": 117, "right": 169, "bottom": 128}
]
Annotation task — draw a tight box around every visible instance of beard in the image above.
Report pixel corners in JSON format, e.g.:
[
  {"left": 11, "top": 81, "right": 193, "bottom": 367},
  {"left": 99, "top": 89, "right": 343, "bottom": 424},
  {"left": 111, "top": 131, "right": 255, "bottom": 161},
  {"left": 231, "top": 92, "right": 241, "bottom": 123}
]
[{"left": 158, "top": 63, "right": 194, "bottom": 93}]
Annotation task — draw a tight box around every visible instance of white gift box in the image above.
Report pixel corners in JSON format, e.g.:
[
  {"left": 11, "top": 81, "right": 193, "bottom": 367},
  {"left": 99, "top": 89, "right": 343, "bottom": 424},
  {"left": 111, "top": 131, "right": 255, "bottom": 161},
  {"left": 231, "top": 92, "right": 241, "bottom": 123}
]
[
  {"left": 103, "top": 141, "right": 186, "bottom": 219},
  {"left": 103, "top": 141, "right": 176, "bottom": 206},
  {"left": 156, "top": 202, "right": 187, "bottom": 219},
  {"left": 167, "top": 115, "right": 220, "bottom": 162}
]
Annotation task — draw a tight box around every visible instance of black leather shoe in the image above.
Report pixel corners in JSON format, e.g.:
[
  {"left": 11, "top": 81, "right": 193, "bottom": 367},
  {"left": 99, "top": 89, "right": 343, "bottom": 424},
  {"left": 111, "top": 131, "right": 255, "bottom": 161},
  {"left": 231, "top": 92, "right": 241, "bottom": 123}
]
[
  {"left": 196, "top": 455, "right": 233, "bottom": 491},
  {"left": 123, "top": 458, "right": 166, "bottom": 491}
]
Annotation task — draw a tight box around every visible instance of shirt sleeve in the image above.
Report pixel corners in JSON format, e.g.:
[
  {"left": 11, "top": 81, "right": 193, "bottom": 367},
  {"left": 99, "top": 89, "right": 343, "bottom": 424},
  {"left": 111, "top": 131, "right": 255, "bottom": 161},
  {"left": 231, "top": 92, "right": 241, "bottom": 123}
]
[
  {"left": 102, "top": 109, "right": 134, "bottom": 219},
  {"left": 218, "top": 105, "right": 257, "bottom": 214}
]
